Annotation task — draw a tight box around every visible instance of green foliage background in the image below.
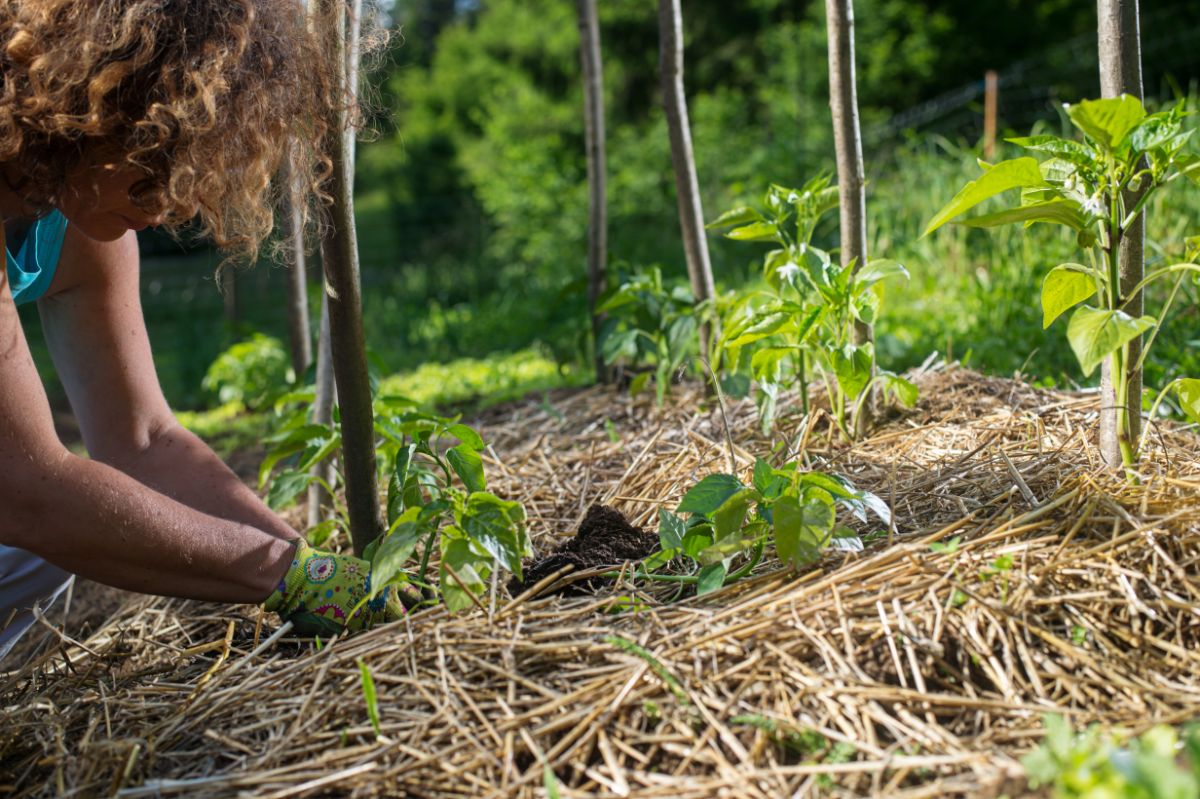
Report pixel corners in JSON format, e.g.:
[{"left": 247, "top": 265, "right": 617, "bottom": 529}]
[{"left": 357, "top": 0, "right": 1199, "bottom": 394}]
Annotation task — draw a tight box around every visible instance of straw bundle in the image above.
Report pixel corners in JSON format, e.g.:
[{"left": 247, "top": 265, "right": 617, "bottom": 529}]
[{"left": 2, "top": 365, "right": 1198, "bottom": 797}]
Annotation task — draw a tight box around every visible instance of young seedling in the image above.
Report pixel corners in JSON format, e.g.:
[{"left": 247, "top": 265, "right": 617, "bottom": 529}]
[
  {"left": 709, "top": 178, "right": 917, "bottom": 437},
  {"left": 926, "top": 96, "right": 1200, "bottom": 472},
  {"left": 644, "top": 457, "right": 889, "bottom": 595}
]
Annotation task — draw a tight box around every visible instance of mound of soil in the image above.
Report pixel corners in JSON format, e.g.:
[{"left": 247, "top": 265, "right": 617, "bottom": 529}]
[{"left": 511, "top": 504, "right": 658, "bottom": 596}]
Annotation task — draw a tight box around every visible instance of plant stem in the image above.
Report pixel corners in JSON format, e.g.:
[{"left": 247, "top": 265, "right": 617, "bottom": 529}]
[
  {"left": 416, "top": 527, "right": 438, "bottom": 584},
  {"left": 798, "top": 350, "right": 810, "bottom": 418}
]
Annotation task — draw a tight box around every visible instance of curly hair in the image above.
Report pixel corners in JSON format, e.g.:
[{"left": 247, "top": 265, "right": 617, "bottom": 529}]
[{"left": 0, "top": 0, "right": 341, "bottom": 260}]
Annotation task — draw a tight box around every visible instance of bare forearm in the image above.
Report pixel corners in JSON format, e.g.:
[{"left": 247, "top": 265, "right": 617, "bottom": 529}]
[
  {"left": 3, "top": 450, "right": 293, "bottom": 602},
  {"left": 104, "top": 421, "right": 299, "bottom": 541}
]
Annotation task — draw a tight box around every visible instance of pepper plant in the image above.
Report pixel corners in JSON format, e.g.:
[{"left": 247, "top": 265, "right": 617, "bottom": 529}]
[
  {"left": 642, "top": 458, "right": 889, "bottom": 595},
  {"left": 708, "top": 178, "right": 916, "bottom": 436},
  {"left": 260, "top": 391, "right": 530, "bottom": 611},
  {"left": 596, "top": 266, "right": 710, "bottom": 405},
  {"left": 925, "top": 96, "right": 1200, "bottom": 469}
]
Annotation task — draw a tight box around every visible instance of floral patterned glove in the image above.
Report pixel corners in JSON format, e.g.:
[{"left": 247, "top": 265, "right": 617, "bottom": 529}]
[{"left": 263, "top": 539, "right": 411, "bottom": 637}]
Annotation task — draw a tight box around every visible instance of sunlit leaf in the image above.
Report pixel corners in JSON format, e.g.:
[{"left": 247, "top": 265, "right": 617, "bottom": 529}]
[
  {"left": 1066, "top": 306, "right": 1156, "bottom": 377},
  {"left": 1066, "top": 95, "right": 1146, "bottom": 151},
  {"left": 924, "top": 157, "right": 1048, "bottom": 236},
  {"left": 1041, "top": 264, "right": 1097, "bottom": 328},
  {"left": 678, "top": 474, "right": 745, "bottom": 516}
]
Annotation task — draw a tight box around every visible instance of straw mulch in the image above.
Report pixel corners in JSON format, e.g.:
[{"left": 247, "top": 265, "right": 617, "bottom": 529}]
[{"left": 3, "top": 365, "right": 1199, "bottom": 798}]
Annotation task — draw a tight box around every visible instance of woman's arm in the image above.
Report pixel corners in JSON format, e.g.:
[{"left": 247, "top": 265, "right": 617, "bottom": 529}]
[
  {"left": 0, "top": 227, "right": 293, "bottom": 601},
  {"left": 37, "top": 227, "right": 300, "bottom": 541}
]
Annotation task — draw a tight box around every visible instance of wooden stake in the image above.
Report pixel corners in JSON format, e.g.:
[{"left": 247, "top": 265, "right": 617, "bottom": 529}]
[
  {"left": 1097, "top": 0, "right": 1145, "bottom": 470},
  {"left": 658, "top": 0, "right": 717, "bottom": 353},
  {"left": 577, "top": 0, "right": 608, "bottom": 384},
  {"left": 983, "top": 70, "right": 998, "bottom": 160},
  {"left": 317, "top": 0, "right": 382, "bottom": 554},
  {"left": 825, "top": 0, "right": 873, "bottom": 434}
]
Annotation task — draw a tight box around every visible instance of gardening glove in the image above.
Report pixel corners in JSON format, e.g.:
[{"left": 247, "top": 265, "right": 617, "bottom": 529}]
[{"left": 263, "top": 539, "right": 415, "bottom": 637}]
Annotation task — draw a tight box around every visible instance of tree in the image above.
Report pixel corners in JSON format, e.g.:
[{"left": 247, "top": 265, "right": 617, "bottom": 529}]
[
  {"left": 317, "top": 0, "right": 381, "bottom": 555},
  {"left": 825, "top": 0, "right": 873, "bottom": 433},
  {"left": 658, "top": 0, "right": 716, "bottom": 351},
  {"left": 577, "top": 0, "right": 607, "bottom": 383},
  {"left": 1097, "top": 0, "right": 1145, "bottom": 470}
]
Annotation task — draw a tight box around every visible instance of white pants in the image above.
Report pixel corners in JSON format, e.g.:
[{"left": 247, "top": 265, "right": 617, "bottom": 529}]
[{"left": 0, "top": 545, "right": 74, "bottom": 661}]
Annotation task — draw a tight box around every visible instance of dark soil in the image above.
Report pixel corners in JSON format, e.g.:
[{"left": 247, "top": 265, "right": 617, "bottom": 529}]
[{"left": 510, "top": 505, "right": 658, "bottom": 597}]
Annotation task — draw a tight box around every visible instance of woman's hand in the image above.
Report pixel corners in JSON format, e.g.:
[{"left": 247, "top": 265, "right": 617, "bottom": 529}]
[{"left": 263, "top": 539, "right": 420, "bottom": 637}]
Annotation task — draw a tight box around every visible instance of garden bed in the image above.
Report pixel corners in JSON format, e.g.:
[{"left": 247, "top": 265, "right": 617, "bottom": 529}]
[{"left": 2, "top": 365, "right": 1198, "bottom": 797}]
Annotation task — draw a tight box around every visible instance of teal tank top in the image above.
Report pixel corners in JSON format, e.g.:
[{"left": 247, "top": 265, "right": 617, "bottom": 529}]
[{"left": 5, "top": 211, "right": 69, "bottom": 306}]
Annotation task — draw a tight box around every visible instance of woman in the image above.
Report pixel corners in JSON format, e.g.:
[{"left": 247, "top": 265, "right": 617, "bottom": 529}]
[{"left": 0, "top": 0, "right": 402, "bottom": 660}]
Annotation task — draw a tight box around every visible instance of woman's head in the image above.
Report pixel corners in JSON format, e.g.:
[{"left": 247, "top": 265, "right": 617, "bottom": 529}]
[{"left": 0, "top": 0, "right": 337, "bottom": 257}]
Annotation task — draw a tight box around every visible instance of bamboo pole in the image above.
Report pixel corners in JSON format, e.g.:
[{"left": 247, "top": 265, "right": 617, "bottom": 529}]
[
  {"left": 658, "top": 0, "right": 716, "bottom": 353},
  {"left": 825, "top": 0, "right": 873, "bottom": 434},
  {"left": 1097, "top": 0, "right": 1145, "bottom": 470},
  {"left": 577, "top": 0, "right": 608, "bottom": 384},
  {"left": 317, "top": 0, "right": 381, "bottom": 555}
]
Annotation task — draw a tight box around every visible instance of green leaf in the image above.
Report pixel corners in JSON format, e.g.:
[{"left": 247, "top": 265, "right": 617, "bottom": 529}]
[
  {"left": 306, "top": 519, "right": 338, "bottom": 548},
  {"left": 1041, "top": 264, "right": 1097, "bottom": 328},
  {"left": 600, "top": 328, "right": 639, "bottom": 364},
  {"left": 773, "top": 496, "right": 835, "bottom": 568},
  {"left": 658, "top": 509, "right": 686, "bottom": 550},
  {"left": 628, "top": 370, "right": 652, "bottom": 399},
  {"left": 831, "top": 343, "right": 874, "bottom": 400},
  {"left": 680, "top": 525, "right": 713, "bottom": 560},
  {"left": 696, "top": 562, "right": 728, "bottom": 596},
  {"left": 678, "top": 474, "right": 745, "bottom": 516},
  {"left": 440, "top": 536, "right": 488, "bottom": 612},
  {"left": 446, "top": 443, "right": 487, "bottom": 492},
  {"left": 370, "top": 520, "right": 423, "bottom": 594},
  {"left": 706, "top": 206, "right": 761, "bottom": 229},
  {"left": 752, "top": 458, "right": 774, "bottom": 494},
  {"left": 923, "top": 158, "right": 1048, "bottom": 236},
  {"left": 878, "top": 371, "right": 919, "bottom": 408},
  {"left": 725, "top": 221, "right": 781, "bottom": 242},
  {"left": 543, "top": 763, "right": 562, "bottom": 799},
  {"left": 357, "top": 659, "right": 381, "bottom": 737},
  {"left": 959, "top": 199, "right": 1087, "bottom": 232},
  {"left": 460, "top": 492, "right": 528, "bottom": 578},
  {"left": 1066, "top": 95, "right": 1146, "bottom": 151},
  {"left": 712, "top": 488, "right": 756, "bottom": 540},
  {"left": 265, "top": 469, "right": 313, "bottom": 510},
  {"left": 297, "top": 433, "right": 341, "bottom": 472},
  {"left": 749, "top": 347, "right": 791, "bottom": 385},
  {"left": 855, "top": 259, "right": 909, "bottom": 287},
  {"left": 386, "top": 444, "right": 415, "bottom": 525},
  {"left": 1007, "top": 135, "right": 1096, "bottom": 169},
  {"left": 719, "top": 372, "right": 751, "bottom": 399},
  {"left": 1066, "top": 306, "right": 1156, "bottom": 377},
  {"left": 1176, "top": 379, "right": 1200, "bottom": 425},
  {"left": 447, "top": 423, "right": 484, "bottom": 451},
  {"left": 725, "top": 311, "right": 791, "bottom": 348}
]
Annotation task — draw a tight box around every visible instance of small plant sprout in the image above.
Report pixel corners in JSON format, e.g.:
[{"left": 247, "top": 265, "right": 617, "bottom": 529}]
[
  {"left": 926, "top": 96, "right": 1200, "bottom": 472},
  {"left": 645, "top": 458, "right": 889, "bottom": 594},
  {"left": 708, "top": 178, "right": 917, "bottom": 437},
  {"left": 357, "top": 658, "right": 382, "bottom": 738}
]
